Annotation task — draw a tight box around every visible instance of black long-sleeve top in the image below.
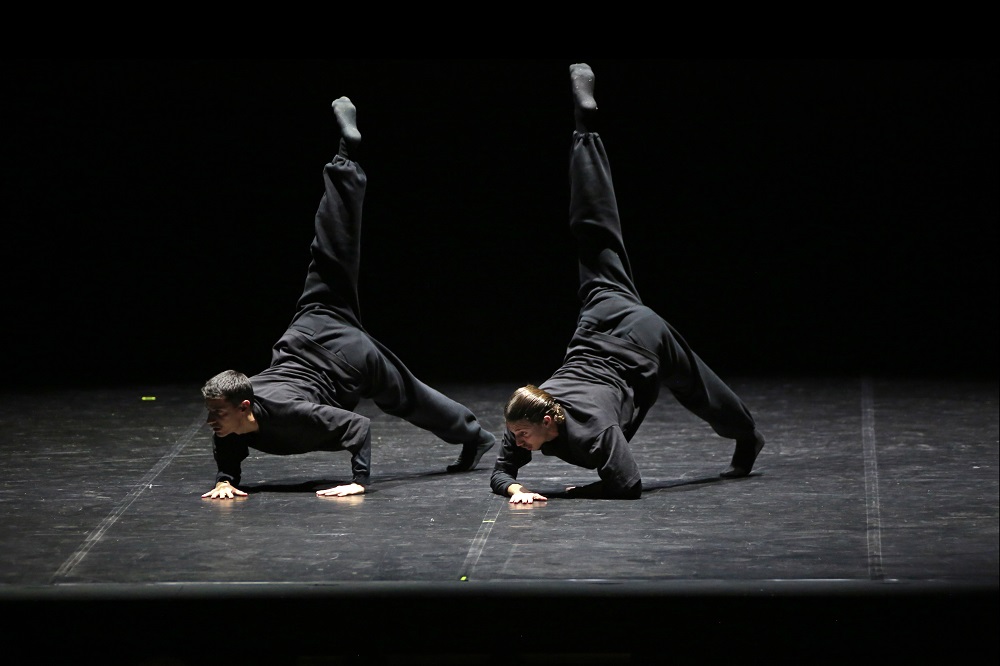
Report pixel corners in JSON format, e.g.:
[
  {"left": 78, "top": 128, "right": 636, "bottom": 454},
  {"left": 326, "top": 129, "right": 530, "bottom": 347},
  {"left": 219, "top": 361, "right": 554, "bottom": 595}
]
[
  {"left": 212, "top": 352, "right": 372, "bottom": 488},
  {"left": 491, "top": 327, "right": 661, "bottom": 499}
]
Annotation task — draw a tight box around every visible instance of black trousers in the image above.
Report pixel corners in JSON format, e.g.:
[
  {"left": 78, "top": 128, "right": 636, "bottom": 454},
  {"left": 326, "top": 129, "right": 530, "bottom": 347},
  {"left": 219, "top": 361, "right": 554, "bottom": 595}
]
[
  {"left": 569, "top": 132, "right": 757, "bottom": 441},
  {"left": 280, "top": 155, "right": 490, "bottom": 446}
]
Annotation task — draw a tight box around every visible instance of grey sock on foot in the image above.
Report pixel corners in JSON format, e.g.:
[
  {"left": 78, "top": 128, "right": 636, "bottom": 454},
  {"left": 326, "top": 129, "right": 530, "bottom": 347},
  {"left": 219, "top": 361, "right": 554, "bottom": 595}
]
[
  {"left": 332, "top": 96, "right": 361, "bottom": 157},
  {"left": 570, "top": 63, "right": 598, "bottom": 132}
]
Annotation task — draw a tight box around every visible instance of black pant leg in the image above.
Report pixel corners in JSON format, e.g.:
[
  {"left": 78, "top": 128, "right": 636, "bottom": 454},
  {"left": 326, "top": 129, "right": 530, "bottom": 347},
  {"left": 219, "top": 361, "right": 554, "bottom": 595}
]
[
  {"left": 569, "top": 133, "right": 757, "bottom": 441},
  {"left": 364, "top": 337, "right": 491, "bottom": 446},
  {"left": 568, "top": 132, "right": 641, "bottom": 305},
  {"left": 294, "top": 155, "right": 367, "bottom": 325},
  {"left": 657, "top": 319, "right": 758, "bottom": 440}
]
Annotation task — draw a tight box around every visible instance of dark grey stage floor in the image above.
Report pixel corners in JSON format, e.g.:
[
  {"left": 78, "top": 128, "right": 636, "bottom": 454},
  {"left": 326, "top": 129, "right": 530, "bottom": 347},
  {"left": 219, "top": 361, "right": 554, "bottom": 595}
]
[{"left": 1, "top": 377, "right": 997, "bottom": 665}]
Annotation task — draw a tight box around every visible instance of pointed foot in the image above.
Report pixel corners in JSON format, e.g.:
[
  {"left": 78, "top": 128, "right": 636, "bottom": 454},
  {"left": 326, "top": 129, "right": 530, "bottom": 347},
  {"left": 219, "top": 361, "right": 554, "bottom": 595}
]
[{"left": 332, "top": 96, "right": 361, "bottom": 152}]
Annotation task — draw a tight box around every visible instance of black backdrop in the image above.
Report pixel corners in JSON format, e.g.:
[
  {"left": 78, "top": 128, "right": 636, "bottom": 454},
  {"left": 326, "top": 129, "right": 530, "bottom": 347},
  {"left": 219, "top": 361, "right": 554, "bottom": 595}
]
[{"left": 3, "top": 59, "right": 996, "bottom": 389}]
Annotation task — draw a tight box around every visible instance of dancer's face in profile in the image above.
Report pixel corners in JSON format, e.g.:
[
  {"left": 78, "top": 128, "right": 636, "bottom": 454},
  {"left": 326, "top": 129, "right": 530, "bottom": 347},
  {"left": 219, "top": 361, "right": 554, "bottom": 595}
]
[
  {"left": 506, "top": 416, "right": 557, "bottom": 451},
  {"left": 205, "top": 397, "right": 250, "bottom": 437}
]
